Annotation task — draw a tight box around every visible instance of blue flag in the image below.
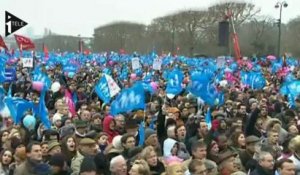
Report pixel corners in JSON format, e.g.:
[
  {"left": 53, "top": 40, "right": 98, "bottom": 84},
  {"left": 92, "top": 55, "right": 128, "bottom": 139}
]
[
  {"left": 95, "top": 75, "right": 111, "bottom": 104},
  {"left": 38, "top": 89, "right": 51, "bottom": 129},
  {"left": 138, "top": 121, "right": 145, "bottom": 146},
  {"left": 33, "top": 68, "right": 52, "bottom": 90},
  {"left": 0, "top": 87, "right": 6, "bottom": 111},
  {"left": 4, "top": 97, "right": 34, "bottom": 124},
  {"left": 166, "top": 69, "right": 183, "bottom": 95},
  {"left": 286, "top": 86, "right": 295, "bottom": 109},
  {"left": 187, "top": 72, "right": 223, "bottom": 106},
  {"left": 241, "top": 71, "right": 266, "bottom": 90},
  {"left": 205, "top": 108, "right": 212, "bottom": 130},
  {"left": 280, "top": 81, "right": 300, "bottom": 97},
  {"left": 110, "top": 83, "right": 145, "bottom": 115}
]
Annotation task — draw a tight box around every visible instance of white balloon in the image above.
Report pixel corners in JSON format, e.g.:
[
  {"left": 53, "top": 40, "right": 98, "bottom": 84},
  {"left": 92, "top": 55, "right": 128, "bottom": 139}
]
[
  {"left": 219, "top": 80, "right": 228, "bottom": 87},
  {"left": 187, "top": 93, "right": 194, "bottom": 99},
  {"left": 51, "top": 82, "right": 61, "bottom": 93}
]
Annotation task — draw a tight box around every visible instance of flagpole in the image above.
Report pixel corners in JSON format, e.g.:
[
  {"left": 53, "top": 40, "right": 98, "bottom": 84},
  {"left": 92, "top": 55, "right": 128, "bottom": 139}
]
[
  {"left": 228, "top": 10, "right": 241, "bottom": 61},
  {"left": 20, "top": 43, "right": 23, "bottom": 58}
]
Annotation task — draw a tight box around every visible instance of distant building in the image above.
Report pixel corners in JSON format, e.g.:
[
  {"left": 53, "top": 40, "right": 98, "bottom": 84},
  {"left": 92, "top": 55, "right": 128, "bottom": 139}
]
[{"left": 34, "top": 34, "right": 92, "bottom": 52}]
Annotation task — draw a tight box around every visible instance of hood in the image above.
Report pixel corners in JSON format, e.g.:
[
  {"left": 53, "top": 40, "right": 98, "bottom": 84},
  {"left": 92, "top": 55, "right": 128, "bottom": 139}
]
[
  {"left": 211, "top": 119, "right": 220, "bottom": 131},
  {"left": 266, "top": 118, "right": 282, "bottom": 132},
  {"left": 103, "top": 116, "right": 114, "bottom": 133},
  {"left": 163, "top": 138, "right": 178, "bottom": 157}
]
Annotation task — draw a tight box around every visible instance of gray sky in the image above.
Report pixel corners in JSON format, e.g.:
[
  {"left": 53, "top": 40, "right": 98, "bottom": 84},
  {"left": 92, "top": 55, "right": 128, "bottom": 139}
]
[{"left": 1, "top": 0, "right": 299, "bottom": 37}]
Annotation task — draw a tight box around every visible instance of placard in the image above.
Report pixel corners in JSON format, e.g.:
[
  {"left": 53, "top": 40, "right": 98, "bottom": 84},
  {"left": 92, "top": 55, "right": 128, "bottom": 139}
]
[
  {"left": 153, "top": 58, "right": 162, "bottom": 70},
  {"left": 22, "top": 58, "right": 33, "bottom": 68},
  {"left": 132, "top": 57, "right": 141, "bottom": 70}
]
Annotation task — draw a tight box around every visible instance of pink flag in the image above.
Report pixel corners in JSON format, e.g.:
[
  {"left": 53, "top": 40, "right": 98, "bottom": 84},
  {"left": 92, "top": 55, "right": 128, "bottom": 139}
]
[{"left": 65, "top": 89, "right": 76, "bottom": 117}]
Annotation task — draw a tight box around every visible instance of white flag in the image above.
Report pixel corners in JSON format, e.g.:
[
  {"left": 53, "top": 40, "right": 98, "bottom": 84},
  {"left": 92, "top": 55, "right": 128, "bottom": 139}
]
[{"left": 105, "top": 74, "right": 121, "bottom": 97}]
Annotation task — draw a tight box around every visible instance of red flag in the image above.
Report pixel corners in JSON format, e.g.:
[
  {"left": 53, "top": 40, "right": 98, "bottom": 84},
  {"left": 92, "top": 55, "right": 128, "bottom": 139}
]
[
  {"left": 43, "top": 43, "right": 49, "bottom": 58},
  {"left": 0, "top": 35, "right": 8, "bottom": 50},
  {"left": 14, "top": 34, "right": 35, "bottom": 50},
  {"left": 232, "top": 33, "right": 241, "bottom": 60},
  {"left": 84, "top": 49, "right": 90, "bottom": 55}
]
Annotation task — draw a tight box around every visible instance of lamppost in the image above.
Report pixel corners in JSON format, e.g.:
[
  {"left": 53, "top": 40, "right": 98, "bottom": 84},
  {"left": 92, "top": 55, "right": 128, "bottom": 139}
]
[
  {"left": 275, "top": 1, "right": 288, "bottom": 57},
  {"left": 78, "top": 34, "right": 82, "bottom": 53}
]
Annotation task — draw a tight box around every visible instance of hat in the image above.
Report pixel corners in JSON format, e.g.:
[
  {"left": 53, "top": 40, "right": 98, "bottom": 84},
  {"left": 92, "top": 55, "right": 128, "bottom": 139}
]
[
  {"left": 167, "top": 107, "right": 180, "bottom": 113},
  {"left": 52, "top": 113, "right": 62, "bottom": 123},
  {"left": 80, "top": 157, "right": 96, "bottom": 173},
  {"left": 145, "top": 128, "right": 156, "bottom": 141},
  {"left": 127, "top": 146, "right": 143, "bottom": 159},
  {"left": 49, "top": 153, "right": 65, "bottom": 168},
  {"left": 79, "top": 138, "right": 96, "bottom": 145},
  {"left": 249, "top": 98, "right": 258, "bottom": 105},
  {"left": 246, "top": 135, "right": 261, "bottom": 144},
  {"left": 216, "top": 150, "right": 237, "bottom": 165},
  {"left": 125, "top": 119, "right": 138, "bottom": 129},
  {"left": 94, "top": 153, "right": 107, "bottom": 171},
  {"left": 112, "top": 135, "right": 123, "bottom": 150},
  {"left": 59, "top": 125, "right": 75, "bottom": 139},
  {"left": 97, "top": 132, "right": 108, "bottom": 139},
  {"left": 48, "top": 141, "right": 60, "bottom": 153},
  {"left": 225, "top": 100, "right": 233, "bottom": 105},
  {"left": 74, "top": 120, "right": 87, "bottom": 128},
  {"left": 212, "top": 111, "right": 226, "bottom": 119},
  {"left": 135, "top": 110, "right": 145, "bottom": 119}
]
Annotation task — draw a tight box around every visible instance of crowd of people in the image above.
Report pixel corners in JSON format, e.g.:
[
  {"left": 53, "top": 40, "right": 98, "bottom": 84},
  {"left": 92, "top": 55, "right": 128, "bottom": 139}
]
[{"left": 0, "top": 51, "right": 299, "bottom": 175}]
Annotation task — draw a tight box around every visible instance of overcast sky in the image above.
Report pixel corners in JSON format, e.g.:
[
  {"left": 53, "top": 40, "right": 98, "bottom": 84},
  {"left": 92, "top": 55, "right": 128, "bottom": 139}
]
[{"left": 1, "top": 0, "right": 299, "bottom": 37}]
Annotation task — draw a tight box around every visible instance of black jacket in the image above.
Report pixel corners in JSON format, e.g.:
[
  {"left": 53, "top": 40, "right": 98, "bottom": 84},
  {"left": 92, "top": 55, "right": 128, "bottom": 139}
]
[
  {"left": 250, "top": 164, "right": 274, "bottom": 175},
  {"left": 245, "top": 108, "right": 260, "bottom": 137},
  {"left": 239, "top": 150, "right": 257, "bottom": 172},
  {"left": 149, "top": 160, "right": 165, "bottom": 175}
]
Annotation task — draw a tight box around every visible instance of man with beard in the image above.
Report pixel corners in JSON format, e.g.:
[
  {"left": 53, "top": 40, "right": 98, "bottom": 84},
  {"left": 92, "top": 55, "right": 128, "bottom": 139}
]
[
  {"left": 186, "top": 120, "right": 209, "bottom": 153},
  {"left": 114, "top": 114, "right": 125, "bottom": 135}
]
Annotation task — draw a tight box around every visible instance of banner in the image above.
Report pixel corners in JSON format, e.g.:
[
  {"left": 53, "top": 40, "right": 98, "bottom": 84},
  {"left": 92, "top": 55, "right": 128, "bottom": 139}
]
[
  {"left": 22, "top": 57, "right": 33, "bottom": 68},
  {"left": 153, "top": 58, "right": 162, "bottom": 70}
]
